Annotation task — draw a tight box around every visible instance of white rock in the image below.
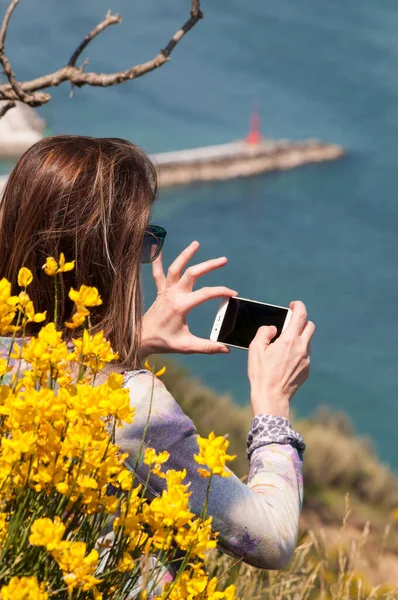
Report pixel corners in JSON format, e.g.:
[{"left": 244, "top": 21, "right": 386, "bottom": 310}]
[{"left": 0, "top": 101, "right": 45, "bottom": 158}]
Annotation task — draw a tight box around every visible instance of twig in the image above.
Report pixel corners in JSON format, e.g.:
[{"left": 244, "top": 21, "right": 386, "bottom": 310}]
[
  {"left": 0, "top": 0, "right": 19, "bottom": 50},
  {"left": 0, "top": 0, "right": 28, "bottom": 101},
  {"left": 0, "top": 0, "right": 50, "bottom": 106},
  {"left": 0, "top": 0, "right": 203, "bottom": 111},
  {"left": 68, "top": 10, "right": 122, "bottom": 67}
]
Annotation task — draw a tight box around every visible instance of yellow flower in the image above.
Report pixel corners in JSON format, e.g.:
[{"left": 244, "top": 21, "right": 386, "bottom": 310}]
[
  {"left": 14, "top": 290, "right": 46, "bottom": 326},
  {"left": 158, "top": 569, "right": 208, "bottom": 600},
  {"left": 55, "top": 482, "right": 69, "bottom": 495},
  {"left": 0, "top": 512, "right": 9, "bottom": 543},
  {"left": 113, "top": 487, "right": 144, "bottom": 537},
  {"left": 69, "top": 285, "right": 102, "bottom": 308},
  {"left": 29, "top": 517, "right": 65, "bottom": 551},
  {"left": 23, "top": 301, "right": 46, "bottom": 324},
  {"left": 17, "top": 291, "right": 30, "bottom": 308},
  {"left": 144, "top": 448, "right": 169, "bottom": 466},
  {"left": 194, "top": 432, "right": 236, "bottom": 478},
  {"left": 174, "top": 516, "right": 217, "bottom": 559},
  {"left": 58, "top": 253, "right": 75, "bottom": 273},
  {"left": 42, "top": 257, "right": 58, "bottom": 276},
  {"left": 17, "top": 267, "right": 33, "bottom": 288},
  {"left": 0, "top": 278, "right": 19, "bottom": 335},
  {"left": 53, "top": 541, "right": 101, "bottom": 592},
  {"left": 116, "top": 468, "right": 133, "bottom": 491},
  {"left": 2, "top": 430, "right": 38, "bottom": 459},
  {"left": 21, "top": 323, "right": 71, "bottom": 385},
  {"left": 65, "top": 306, "right": 88, "bottom": 329},
  {"left": 42, "top": 254, "right": 75, "bottom": 276},
  {"left": 144, "top": 447, "right": 169, "bottom": 479},
  {"left": 206, "top": 578, "right": 237, "bottom": 600},
  {"left": 117, "top": 552, "right": 135, "bottom": 573},
  {"left": 73, "top": 330, "right": 118, "bottom": 373},
  {"left": 0, "top": 358, "right": 11, "bottom": 377},
  {"left": 0, "top": 576, "right": 48, "bottom": 600},
  {"left": 144, "top": 470, "right": 194, "bottom": 546},
  {"left": 144, "top": 360, "right": 166, "bottom": 377},
  {"left": 101, "top": 495, "right": 120, "bottom": 515}
]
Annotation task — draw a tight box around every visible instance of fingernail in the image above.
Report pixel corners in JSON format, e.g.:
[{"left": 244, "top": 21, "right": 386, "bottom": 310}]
[{"left": 219, "top": 346, "right": 229, "bottom": 353}]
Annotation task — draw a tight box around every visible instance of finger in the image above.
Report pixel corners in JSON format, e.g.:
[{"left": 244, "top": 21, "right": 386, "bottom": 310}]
[
  {"left": 250, "top": 325, "right": 278, "bottom": 349},
  {"left": 283, "top": 300, "right": 308, "bottom": 338},
  {"left": 152, "top": 252, "right": 167, "bottom": 292},
  {"left": 183, "top": 286, "right": 238, "bottom": 311},
  {"left": 166, "top": 241, "right": 200, "bottom": 286},
  {"left": 301, "top": 320, "right": 316, "bottom": 345},
  {"left": 185, "top": 337, "right": 230, "bottom": 355},
  {"left": 179, "top": 256, "right": 228, "bottom": 290}
]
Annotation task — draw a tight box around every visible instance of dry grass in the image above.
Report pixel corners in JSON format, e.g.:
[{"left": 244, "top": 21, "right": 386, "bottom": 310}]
[{"left": 207, "top": 499, "right": 398, "bottom": 599}]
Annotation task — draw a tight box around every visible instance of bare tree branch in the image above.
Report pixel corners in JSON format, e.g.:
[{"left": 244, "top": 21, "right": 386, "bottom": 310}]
[
  {"left": 68, "top": 10, "right": 122, "bottom": 67},
  {"left": 0, "top": 0, "right": 203, "bottom": 113},
  {"left": 190, "top": 0, "right": 203, "bottom": 20},
  {"left": 0, "top": 0, "right": 19, "bottom": 49},
  {"left": 0, "top": 0, "right": 30, "bottom": 102}
]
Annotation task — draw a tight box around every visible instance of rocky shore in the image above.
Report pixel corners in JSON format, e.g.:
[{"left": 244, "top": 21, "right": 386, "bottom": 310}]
[{"left": 152, "top": 139, "right": 345, "bottom": 188}]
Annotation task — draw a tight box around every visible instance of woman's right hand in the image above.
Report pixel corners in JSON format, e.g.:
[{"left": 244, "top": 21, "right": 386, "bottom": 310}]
[{"left": 248, "top": 301, "right": 315, "bottom": 419}]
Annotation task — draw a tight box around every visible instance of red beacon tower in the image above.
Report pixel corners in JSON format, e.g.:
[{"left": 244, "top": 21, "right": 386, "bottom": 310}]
[{"left": 245, "top": 108, "right": 262, "bottom": 145}]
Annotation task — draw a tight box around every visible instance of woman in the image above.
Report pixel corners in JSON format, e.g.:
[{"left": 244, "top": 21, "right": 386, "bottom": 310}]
[{"left": 0, "top": 135, "right": 314, "bottom": 572}]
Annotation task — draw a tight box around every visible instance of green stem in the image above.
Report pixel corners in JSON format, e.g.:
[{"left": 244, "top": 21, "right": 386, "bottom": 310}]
[
  {"left": 53, "top": 275, "right": 59, "bottom": 325},
  {"left": 132, "top": 371, "right": 155, "bottom": 474}
]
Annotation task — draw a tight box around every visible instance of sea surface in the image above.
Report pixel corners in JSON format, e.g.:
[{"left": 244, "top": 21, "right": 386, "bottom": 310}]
[{"left": 2, "top": 0, "right": 398, "bottom": 467}]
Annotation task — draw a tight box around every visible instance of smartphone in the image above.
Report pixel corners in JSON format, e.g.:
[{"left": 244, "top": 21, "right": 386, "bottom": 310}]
[{"left": 210, "top": 296, "right": 292, "bottom": 350}]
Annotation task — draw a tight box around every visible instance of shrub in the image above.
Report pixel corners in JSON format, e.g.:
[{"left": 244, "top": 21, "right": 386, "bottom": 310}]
[{"left": 0, "top": 260, "right": 236, "bottom": 599}]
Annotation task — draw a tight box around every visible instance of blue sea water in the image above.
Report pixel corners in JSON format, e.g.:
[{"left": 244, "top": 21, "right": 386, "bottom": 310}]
[{"left": 3, "top": 0, "right": 398, "bottom": 466}]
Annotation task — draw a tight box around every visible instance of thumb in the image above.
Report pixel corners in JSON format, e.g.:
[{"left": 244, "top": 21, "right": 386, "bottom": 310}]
[
  {"left": 189, "top": 337, "right": 230, "bottom": 355},
  {"left": 252, "top": 325, "right": 277, "bottom": 348}
]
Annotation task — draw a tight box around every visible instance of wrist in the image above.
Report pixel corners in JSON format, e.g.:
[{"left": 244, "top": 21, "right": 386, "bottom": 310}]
[
  {"left": 140, "top": 327, "right": 162, "bottom": 360},
  {"left": 138, "top": 335, "right": 157, "bottom": 364},
  {"left": 250, "top": 389, "right": 290, "bottom": 420}
]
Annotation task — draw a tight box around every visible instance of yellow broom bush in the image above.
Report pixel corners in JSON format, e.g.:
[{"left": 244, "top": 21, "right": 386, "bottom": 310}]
[{"left": 0, "top": 256, "right": 236, "bottom": 600}]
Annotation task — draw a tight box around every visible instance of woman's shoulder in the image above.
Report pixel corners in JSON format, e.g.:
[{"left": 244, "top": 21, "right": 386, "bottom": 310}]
[
  {"left": 122, "top": 368, "right": 160, "bottom": 390},
  {"left": 122, "top": 367, "right": 172, "bottom": 401},
  {"left": 121, "top": 368, "right": 192, "bottom": 424}
]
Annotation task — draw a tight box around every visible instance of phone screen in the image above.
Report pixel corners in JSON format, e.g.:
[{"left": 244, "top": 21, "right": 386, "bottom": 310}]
[{"left": 217, "top": 298, "right": 289, "bottom": 349}]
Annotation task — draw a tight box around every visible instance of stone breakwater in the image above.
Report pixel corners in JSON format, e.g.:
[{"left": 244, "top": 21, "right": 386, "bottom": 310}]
[
  {"left": 151, "top": 139, "right": 345, "bottom": 187},
  {"left": 0, "top": 138, "right": 345, "bottom": 195}
]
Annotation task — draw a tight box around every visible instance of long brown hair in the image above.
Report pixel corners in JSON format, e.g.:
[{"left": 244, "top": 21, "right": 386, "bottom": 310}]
[{"left": 0, "top": 135, "right": 157, "bottom": 368}]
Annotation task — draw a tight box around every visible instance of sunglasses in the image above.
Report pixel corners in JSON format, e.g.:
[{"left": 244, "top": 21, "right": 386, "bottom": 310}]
[{"left": 141, "top": 224, "right": 167, "bottom": 264}]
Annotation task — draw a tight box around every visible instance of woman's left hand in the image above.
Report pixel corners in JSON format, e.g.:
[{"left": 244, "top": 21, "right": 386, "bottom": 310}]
[{"left": 140, "top": 241, "right": 237, "bottom": 360}]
